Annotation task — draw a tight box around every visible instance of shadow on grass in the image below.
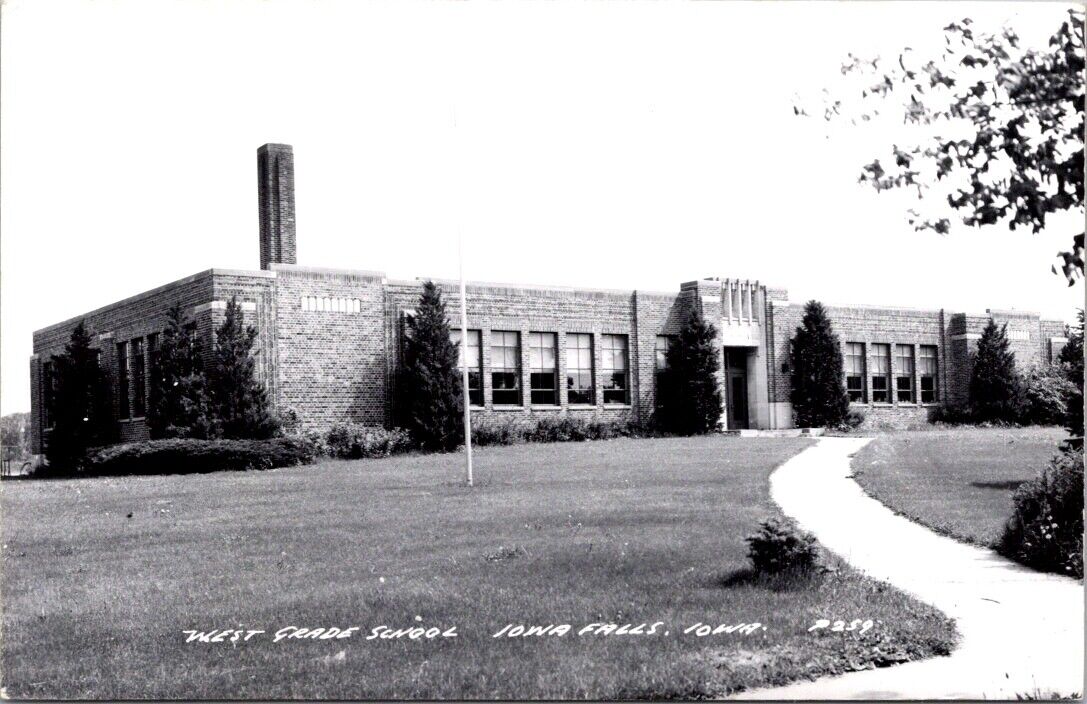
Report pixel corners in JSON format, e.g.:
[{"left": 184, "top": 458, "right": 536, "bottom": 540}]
[
  {"left": 970, "top": 479, "right": 1027, "bottom": 491},
  {"left": 716, "top": 566, "right": 825, "bottom": 592}
]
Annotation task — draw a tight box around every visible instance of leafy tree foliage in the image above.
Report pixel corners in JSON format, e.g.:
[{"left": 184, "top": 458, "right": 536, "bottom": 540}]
[
  {"left": 1058, "top": 309, "right": 1084, "bottom": 441},
  {"left": 657, "top": 306, "right": 723, "bottom": 435},
  {"left": 147, "top": 303, "right": 214, "bottom": 439},
  {"left": 207, "top": 297, "right": 278, "bottom": 440},
  {"left": 1, "top": 412, "right": 31, "bottom": 460},
  {"left": 969, "top": 319, "right": 1022, "bottom": 422},
  {"left": 397, "top": 281, "right": 464, "bottom": 451},
  {"left": 45, "top": 321, "right": 115, "bottom": 471},
  {"left": 1020, "top": 364, "right": 1076, "bottom": 426},
  {"left": 801, "top": 10, "right": 1085, "bottom": 283},
  {"left": 788, "top": 301, "right": 850, "bottom": 428}
]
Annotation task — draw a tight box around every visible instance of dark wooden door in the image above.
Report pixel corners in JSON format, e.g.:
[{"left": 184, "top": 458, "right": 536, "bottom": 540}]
[{"left": 725, "top": 349, "right": 749, "bottom": 430}]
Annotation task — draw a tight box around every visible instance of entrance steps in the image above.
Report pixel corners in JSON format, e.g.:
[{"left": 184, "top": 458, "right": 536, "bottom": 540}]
[{"left": 721, "top": 428, "right": 824, "bottom": 438}]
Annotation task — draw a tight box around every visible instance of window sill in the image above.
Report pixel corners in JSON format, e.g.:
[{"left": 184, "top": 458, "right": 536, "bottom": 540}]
[
  {"left": 602, "top": 404, "right": 632, "bottom": 410},
  {"left": 567, "top": 404, "right": 599, "bottom": 410},
  {"left": 492, "top": 405, "right": 527, "bottom": 412},
  {"left": 531, "top": 405, "right": 562, "bottom": 411}
]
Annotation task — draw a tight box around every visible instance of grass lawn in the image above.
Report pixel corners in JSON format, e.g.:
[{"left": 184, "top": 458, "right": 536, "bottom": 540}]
[
  {"left": 852, "top": 427, "right": 1068, "bottom": 548},
  {"left": 2, "top": 435, "right": 955, "bottom": 699}
]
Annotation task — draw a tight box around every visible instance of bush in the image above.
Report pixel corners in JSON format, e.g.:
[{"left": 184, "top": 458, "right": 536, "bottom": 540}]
[
  {"left": 930, "top": 403, "right": 976, "bottom": 425},
  {"left": 788, "top": 301, "right": 850, "bottom": 428},
  {"left": 471, "top": 414, "right": 636, "bottom": 447},
  {"left": 657, "top": 306, "right": 723, "bottom": 435},
  {"left": 835, "top": 408, "right": 866, "bottom": 432},
  {"left": 745, "top": 517, "right": 820, "bottom": 574},
  {"left": 996, "top": 448, "right": 1083, "bottom": 578},
  {"left": 1019, "top": 364, "right": 1076, "bottom": 426},
  {"left": 969, "top": 320, "right": 1023, "bottom": 424},
  {"left": 75, "top": 437, "right": 316, "bottom": 477},
  {"left": 324, "top": 424, "right": 414, "bottom": 459}
]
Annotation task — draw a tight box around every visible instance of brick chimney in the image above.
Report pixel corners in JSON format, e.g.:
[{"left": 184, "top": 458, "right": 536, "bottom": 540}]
[{"left": 257, "top": 143, "right": 297, "bottom": 270}]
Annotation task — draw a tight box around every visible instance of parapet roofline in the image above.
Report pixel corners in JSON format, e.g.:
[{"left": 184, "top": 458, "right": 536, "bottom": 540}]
[
  {"left": 392, "top": 276, "right": 680, "bottom": 299},
  {"left": 32, "top": 267, "right": 276, "bottom": 337}
]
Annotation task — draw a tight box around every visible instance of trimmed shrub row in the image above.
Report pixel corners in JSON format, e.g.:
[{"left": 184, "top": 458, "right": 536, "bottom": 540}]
[
  {"left": 324, "top": 424, "right": 414, "bottom": 459},
  {"left": 78, "top": 437, "right": 317, "bottom": 477},
  {"left": 470, "top": 414, "right": 638, "bottom": 447},
  {"left": 40, "top": 415, "right": 646, "bottom": 478}
]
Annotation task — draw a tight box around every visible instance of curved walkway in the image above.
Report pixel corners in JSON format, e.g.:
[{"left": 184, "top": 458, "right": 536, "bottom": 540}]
[{"left": 740, "top": 437, "right": 1084, "bottom": 700}]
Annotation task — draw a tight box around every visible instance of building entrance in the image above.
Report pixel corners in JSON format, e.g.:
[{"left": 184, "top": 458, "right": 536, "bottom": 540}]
[{"left": 724, "top": 348, "right": 749, "bottom": 430}]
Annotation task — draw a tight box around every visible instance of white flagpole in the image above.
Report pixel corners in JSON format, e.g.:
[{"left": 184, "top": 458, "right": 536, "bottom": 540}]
[{"left": 458, "top": 232, "right": 474, "bottom": 487}]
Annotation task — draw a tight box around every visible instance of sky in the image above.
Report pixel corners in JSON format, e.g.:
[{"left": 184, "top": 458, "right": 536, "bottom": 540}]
[{"left": 1, "top": 0, "right": 1083, "bottom": 415}]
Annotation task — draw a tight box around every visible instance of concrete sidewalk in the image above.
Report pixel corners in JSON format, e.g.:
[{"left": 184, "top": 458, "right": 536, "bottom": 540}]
[{"left": 739, "top": 437, "right": 1084, "bottom": 700}]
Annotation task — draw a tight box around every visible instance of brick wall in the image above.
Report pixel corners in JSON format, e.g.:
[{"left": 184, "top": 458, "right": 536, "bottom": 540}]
[
  {"left": 384, "top": 279, "right": 691, "bottom": 429},
  {"left": 272, "top": 265, "right": 388, "bottom": 430},
  {"left": 769, "top": 300, "right": 949, "bottom": 425},
  {"left": 29, "top": 269, "right": 275, "bottom": 452}
]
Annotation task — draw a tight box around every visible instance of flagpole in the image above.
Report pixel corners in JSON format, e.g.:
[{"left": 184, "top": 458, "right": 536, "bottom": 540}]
[{"left": 458, "top": 232, "right": 474, "bottom": 487}]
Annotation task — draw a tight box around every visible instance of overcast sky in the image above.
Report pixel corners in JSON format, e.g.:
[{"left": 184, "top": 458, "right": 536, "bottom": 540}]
[{"left": 2, "top": 0, "right": 1083, "bottom": 415}]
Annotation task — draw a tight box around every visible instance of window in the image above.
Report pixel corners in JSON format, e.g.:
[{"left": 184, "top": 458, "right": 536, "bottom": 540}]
[
  {"left": 147, "top": 333, "right": 160, "bottom": 387},
  {"left": 490, "top": 331, "right": 521, "bottom": 405},
  {"left": 117, "top": 341, "right": 130, "bottom": 419},
  {"left": 601, "top": 334, "right": 630, "bottom": 404},
  {"left": 655, "top": 335, "right": 674, "bottom": 371},
  {"left": 920, "top": 345, "right": 938, "bottom": 403},
  {"left": 529, "top": 332, "right": 559, "bottom": 405},
  {"left": 845, "top": 342, "right": 866, "bottom": 402},
  {"left": 131, "top": 338, "right": 146, "bottom": 417},
  {"left": 566, "top": 333, "right": 594, "bottom": 405},
  {"left": 871, "top": 343, "right": 891, "bottom": 403},
  {"left": 41, "top": 361, "right": 54, "bottom": 429},
  {"left": 450, "top": 329, "right": 483, "bottom": 407},
  {"left": 895, "top": 345, "right": 914, "bottom": 403}
]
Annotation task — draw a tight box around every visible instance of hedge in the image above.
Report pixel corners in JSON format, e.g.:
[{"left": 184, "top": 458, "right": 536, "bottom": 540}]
[{"left": 77, "top": 437, "right": 317, "bottom": 477}]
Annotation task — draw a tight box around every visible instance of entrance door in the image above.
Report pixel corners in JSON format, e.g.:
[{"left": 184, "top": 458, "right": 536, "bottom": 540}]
[{"left": 725, "top": 349, "right": 749, "bottom": 430}]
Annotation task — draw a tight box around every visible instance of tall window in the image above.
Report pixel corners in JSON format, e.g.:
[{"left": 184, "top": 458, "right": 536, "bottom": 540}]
[
  {"left": 655, "top": 335, "right": 674, "bottom": 372},
  {"left": 147, "top": 333, "right": 160, "bottom": 387},
  {"left": 566, "top": 333, "right": 594, "bottom": 405},
  {"left": 919, "top": 345, "right": 938, "bottom": 403},
  {"left": 845, "top": 342, "right": 866, "bottom": 402},
  {"left": 117, "top": 341, "right": 130, "bottom": 419},
  {"left": 871, "top": 343, "right": 891, "bottom": 403},
  {"left": 601, "top": 334, "right": 629, "bottom": 404},
  {"left": 529, "top": 332, "right": 558, "bottom": 405},
  {"left": 895, "top": 345, "right": 914, "bottom": 403},
  {"left": 41, "top": 361, "right": 54, "bottom": 429},
  {"left": 131, "top": 338, "right": 146, "bottom": 417},
  {"left": 490, "top": 331, "right": 521, "bottom": 405},
  {"left": 450, "top": 329, "right": 483, "bottom": 407}
]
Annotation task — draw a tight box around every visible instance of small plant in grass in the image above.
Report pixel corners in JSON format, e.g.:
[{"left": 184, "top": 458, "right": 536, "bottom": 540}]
[
  {"left": 996, "top": 447, "right": 1083, "bottom": 578},
  {"left": 745, "top": 517, "right": 820, "bottom": 574}
]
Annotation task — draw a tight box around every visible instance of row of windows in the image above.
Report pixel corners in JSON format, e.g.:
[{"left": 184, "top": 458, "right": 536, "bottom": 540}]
[
  {"left": 117, "top": 335, "right": 158, "bottom": 419},
  {"left": 845, "top": 342, "right": 938, "bottom": 404},
  {"left": 448, "top": 330, "right": 631, "bottom": 407},
  {"left": 301, "top": 296, "right": 364, "bottom": 313}
]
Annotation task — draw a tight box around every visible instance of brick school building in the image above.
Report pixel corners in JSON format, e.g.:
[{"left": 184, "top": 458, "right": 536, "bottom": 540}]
[{"left": 28, "top": 144, "right": 1070, "bottom": 452}]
